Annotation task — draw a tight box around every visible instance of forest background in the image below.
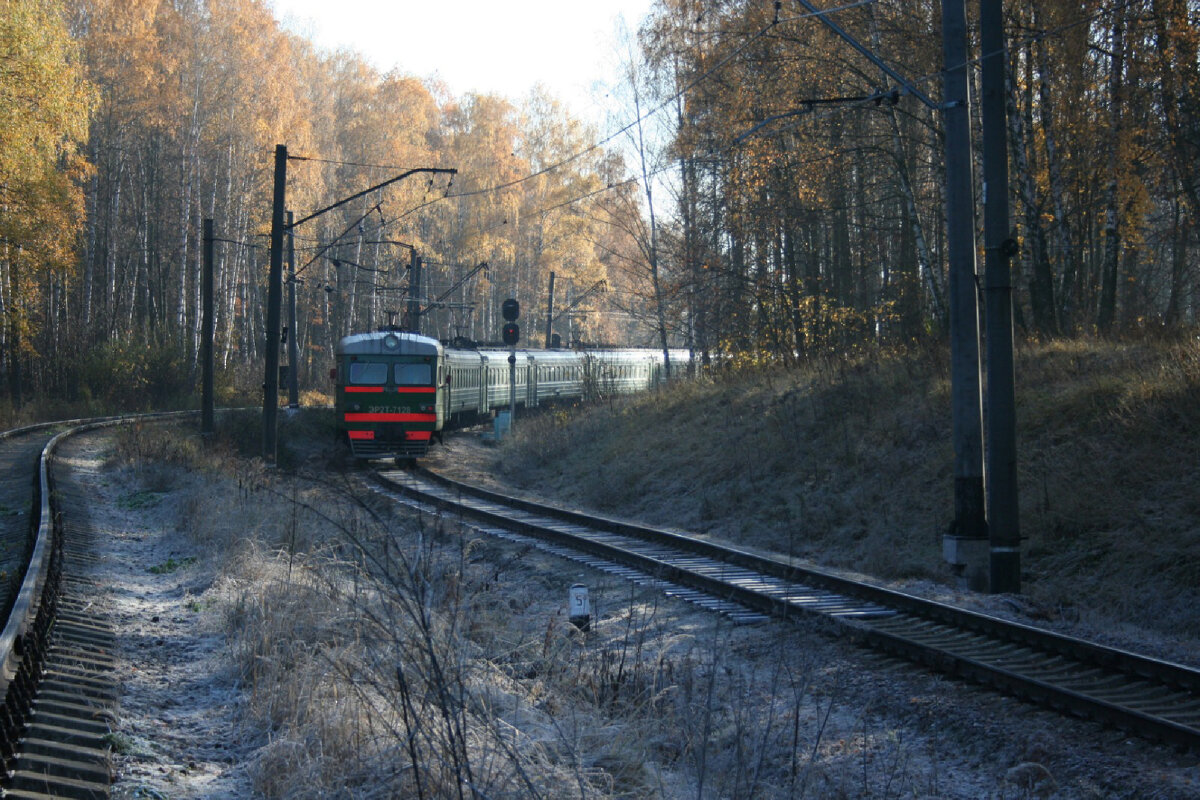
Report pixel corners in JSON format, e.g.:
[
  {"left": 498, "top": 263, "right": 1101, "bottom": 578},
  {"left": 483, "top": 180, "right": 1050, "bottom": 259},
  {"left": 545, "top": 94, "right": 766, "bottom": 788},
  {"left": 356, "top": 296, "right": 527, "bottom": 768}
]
[{"left": 0, "top": 0, "right": 1198, "bottom": 417}]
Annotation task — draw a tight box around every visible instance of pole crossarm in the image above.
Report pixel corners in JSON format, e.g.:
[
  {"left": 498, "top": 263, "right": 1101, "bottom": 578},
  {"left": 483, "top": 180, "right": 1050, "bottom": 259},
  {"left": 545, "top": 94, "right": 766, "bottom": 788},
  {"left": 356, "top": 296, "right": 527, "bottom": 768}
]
[
  {"left": 422, "top": 261, "right": 489, "bottom": 312},
  {"left": 292, "top": 204, "right": 382, "bottom": 280},
  {"left": 791, "top": 0, "right": 940, "bottom": 110},
  {"left": 365, "top": 239, "right": 416, "bottom": 250},
  {"left": 287, "top": 167, "right": 457, "bottom": 230},
  {"left": 552, "top": 279, "right": 607, "bottom": 324}
]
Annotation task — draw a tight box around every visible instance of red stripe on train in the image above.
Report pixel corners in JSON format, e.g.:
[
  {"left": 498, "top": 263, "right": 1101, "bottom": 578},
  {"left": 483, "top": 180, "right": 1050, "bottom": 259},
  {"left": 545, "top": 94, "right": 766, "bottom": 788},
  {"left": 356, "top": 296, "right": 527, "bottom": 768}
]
[{"left": 344, "top": 413, "right": 437, "bottom": 422}]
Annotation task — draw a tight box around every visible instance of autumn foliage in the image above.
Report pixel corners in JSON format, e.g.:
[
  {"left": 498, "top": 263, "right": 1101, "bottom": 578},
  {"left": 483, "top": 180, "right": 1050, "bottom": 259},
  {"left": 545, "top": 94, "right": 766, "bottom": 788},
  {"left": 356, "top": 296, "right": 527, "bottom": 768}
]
[
  {"left": 1, "top": 0, "right": 642, "bottom": 414},
  {"left": 0, "top": 0, "right": 1198, "bottom": 414},
  {"left": 637, "top": 0, "right": 1200, "bottom": 361}
]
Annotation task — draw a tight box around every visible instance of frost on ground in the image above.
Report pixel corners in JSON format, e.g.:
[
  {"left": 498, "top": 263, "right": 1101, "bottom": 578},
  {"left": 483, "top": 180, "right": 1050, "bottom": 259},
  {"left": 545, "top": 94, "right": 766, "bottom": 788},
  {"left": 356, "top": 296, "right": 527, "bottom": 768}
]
[
  {"left": 56, "top": 434, "right": 254, "bottom": 798},
  {"left": 50, "top": 424, "right": 1200, "bottom": 799}
]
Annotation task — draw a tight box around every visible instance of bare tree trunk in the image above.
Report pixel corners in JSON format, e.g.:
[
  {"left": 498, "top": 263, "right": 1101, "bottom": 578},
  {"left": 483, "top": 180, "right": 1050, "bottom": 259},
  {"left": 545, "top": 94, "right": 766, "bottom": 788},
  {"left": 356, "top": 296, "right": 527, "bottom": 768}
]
[
  {"left": 6, "top": 255, "right": 23, "bottom": 407},
  {"left": 632, "top": 81, "right": 672, "bottom": 377},
  {"left": 82, "top": 140, "right": 99, "bottom": 332},
  {"left": 881, "top": 98, "right": 943, "bottom": 330},
  {"left": 106, "top": 164, "right": 123, "bottom": 339},
  {"left": 1165, "top": 201, "right": 1188, "bottom": 325},
  {"left": 1097, "top": 6, "right": 1127, "bottom": 334},
  {"left": 345, "top": 222, "right": 363, "bottom": 336},
  {"left": 179, "top": 92, "right": 201, "bottom": 355},
  {"left": 1009, "top": 41, "right": 1056, "bottom": 335},
  {"left": 1034, "top": 31, "right": 1079, "bottom": 331},
  {"left": 869, "top": 16, "right": 943, "bottom": 331}
]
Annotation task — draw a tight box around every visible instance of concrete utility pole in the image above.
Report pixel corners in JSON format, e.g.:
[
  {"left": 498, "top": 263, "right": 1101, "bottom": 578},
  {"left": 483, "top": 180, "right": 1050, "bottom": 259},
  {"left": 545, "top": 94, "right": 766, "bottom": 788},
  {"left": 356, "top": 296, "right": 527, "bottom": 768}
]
[
  {"left": 262, "top": 144, "right": 287, "bottom": 462},
  {"left": 544, "top": 271, "right": 555, "bottom": 348},
  {"left": 780, "top": 0, "right": 1019, "bottom": 593},
  {"left": 201, "top": 218, "right": 214, "bottom": 436},
  {"left": 287, "top": 211, "right": 300, "bottom": 409},
  {"left": 940, "top": 0, "right": 988, "bottom": 587},
  {"left": 406, "top": 250, "right": 422, "bottom": 334},
  {"left": 981, "top": 0, "right": 1021, "bottom": 593}
]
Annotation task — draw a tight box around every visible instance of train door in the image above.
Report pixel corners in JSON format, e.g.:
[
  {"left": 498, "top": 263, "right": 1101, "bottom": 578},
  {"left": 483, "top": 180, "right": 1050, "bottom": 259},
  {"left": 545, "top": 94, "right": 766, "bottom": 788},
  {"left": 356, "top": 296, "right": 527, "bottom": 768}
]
[{"left": 437, "top": 359, "right": 448, "bottom": 429}]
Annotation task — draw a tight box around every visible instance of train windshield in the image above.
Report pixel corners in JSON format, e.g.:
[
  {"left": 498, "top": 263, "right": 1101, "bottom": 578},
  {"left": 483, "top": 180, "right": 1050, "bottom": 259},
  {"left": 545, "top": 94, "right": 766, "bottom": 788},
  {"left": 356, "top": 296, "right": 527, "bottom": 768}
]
[
  {"left": 395, "top": 362, "right": 433, "bottom": 386},
  {"left": 348, "top": 362, "right": 388, "bottom": 384}
]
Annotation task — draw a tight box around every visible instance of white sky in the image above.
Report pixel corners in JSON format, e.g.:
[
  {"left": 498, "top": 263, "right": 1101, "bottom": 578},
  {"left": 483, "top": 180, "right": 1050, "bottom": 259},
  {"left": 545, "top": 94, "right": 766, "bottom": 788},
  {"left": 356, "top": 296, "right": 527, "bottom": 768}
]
[{"left": 270, "top": 0, "right": 655, "bottom": 124}]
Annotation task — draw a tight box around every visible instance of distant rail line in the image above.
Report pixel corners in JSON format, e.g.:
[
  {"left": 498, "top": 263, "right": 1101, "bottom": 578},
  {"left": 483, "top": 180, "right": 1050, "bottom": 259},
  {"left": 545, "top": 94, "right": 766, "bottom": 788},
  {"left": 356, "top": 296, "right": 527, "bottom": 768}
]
[{"left": 375, "top": 465, "right": 1200, "bottom": 752}]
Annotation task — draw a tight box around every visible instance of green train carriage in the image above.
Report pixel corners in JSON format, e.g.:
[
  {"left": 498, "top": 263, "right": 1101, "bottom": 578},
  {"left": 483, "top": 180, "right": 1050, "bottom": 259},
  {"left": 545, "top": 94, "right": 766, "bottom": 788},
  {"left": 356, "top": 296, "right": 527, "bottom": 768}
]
[{"left": 334, "top": 328, "right": 688, "bottom": 463}]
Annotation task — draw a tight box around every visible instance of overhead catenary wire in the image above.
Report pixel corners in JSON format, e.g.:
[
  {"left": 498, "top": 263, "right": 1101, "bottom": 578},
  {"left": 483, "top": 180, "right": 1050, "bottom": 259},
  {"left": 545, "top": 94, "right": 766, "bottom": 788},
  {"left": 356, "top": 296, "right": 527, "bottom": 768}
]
[
  {"left": 277, "top": 0, "right": 1130, "bottom": 297},
  {"left": 273, "top": 2, "right": 897, "bottom": 265},
  {"left": 212, "top": 1, "right": 1113, "bottom": 269}
]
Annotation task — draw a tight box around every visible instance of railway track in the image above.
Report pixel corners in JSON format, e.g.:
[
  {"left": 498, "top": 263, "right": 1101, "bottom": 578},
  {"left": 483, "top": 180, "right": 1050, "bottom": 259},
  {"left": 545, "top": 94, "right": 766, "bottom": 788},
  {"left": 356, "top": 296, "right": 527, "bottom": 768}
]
[
  {"left": 0, "top": 422, "right": 115, "bottom": 799},
  {"left": 374, "top": 466, "right": 1200, "bottom": 753},
  {"left": 0, "top": 414, "right": 193, "bottom": 800},
  {"left": 2, "top": 412, "right": 1196, "bottom": 798}
]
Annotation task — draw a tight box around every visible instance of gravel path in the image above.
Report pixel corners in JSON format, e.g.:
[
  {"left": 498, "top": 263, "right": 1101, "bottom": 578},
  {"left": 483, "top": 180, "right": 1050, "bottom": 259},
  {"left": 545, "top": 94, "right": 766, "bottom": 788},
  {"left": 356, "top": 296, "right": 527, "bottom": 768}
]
[{"left": 55, "top": 431, "right": 254, "bottom": 798}]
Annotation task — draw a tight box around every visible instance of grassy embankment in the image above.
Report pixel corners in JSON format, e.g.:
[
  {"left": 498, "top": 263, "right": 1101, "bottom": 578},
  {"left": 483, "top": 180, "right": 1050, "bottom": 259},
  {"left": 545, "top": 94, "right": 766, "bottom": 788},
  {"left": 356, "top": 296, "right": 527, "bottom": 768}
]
[
  {"left": 491, "top": 337, "right": 1200, "bottom": 648},
  {"left": 96, "top": 334, "right": 1200, "bottom": 797}
]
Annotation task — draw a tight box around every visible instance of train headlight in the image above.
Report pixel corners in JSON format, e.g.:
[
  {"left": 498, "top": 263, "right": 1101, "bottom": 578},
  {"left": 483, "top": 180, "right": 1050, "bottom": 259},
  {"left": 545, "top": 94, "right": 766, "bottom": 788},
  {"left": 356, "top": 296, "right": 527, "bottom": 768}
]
[{"left": 350, "top": 403, "right": 361, "bottom": 412}]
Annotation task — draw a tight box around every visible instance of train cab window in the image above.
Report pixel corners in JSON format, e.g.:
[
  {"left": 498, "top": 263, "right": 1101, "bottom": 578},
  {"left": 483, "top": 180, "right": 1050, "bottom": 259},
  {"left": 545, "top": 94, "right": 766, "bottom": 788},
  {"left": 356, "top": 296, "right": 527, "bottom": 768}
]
[
  {"left": 349, "top": 362, "right": 387, "bottom": 384},
  {"left": 395, "top": 363, "right": 433, "bottom": 386}
]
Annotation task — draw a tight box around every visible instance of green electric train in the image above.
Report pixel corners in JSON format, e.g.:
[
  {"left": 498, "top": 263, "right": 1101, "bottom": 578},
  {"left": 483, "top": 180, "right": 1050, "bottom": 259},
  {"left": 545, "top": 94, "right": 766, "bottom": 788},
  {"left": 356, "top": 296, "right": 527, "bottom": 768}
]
[{"left": 333, "top": 329, "right": 681, "bottom": 461}]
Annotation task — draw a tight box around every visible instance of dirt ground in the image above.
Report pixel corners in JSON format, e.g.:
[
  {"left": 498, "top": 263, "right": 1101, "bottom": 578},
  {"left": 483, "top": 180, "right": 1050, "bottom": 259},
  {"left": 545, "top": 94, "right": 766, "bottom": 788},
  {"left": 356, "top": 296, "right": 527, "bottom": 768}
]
[{"left": 50, "top": 424, "right": 1200, "bottom": 799}]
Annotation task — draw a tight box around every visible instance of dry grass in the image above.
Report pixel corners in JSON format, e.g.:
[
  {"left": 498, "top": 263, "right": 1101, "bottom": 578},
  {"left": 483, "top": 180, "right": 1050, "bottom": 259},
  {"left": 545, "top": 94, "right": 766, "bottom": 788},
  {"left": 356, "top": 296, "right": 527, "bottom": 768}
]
[
  {"left": 496, "top": 336, "right": 1200, "bottom": 652},
  {"left": 105, "top": 417, "right": 974, "bottom": 798}
]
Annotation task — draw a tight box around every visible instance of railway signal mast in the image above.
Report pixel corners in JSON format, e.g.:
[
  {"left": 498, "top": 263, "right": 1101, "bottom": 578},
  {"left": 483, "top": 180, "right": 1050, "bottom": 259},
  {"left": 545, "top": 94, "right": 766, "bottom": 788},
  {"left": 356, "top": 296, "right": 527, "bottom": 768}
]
[{"left": 502, "top": 298, "right": 520, "bottom": 433}]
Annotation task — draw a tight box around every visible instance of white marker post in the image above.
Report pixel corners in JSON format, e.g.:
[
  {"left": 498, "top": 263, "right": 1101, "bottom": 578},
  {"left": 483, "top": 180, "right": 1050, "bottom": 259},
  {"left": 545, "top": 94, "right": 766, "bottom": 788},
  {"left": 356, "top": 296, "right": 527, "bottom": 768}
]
[{"left": 568, "top": 584, "right": 590, "bottom": 631}]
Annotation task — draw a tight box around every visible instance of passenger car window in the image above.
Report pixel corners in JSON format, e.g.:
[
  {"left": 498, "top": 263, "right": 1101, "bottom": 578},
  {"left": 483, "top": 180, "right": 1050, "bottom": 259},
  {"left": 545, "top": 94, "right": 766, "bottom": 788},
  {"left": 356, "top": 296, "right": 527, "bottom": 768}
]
[
  {"left": 395, "top": 363, "right": 433, "bottom": 385},
  {"left": 349, "top": 362, "right": 387, "bottom": 384}
]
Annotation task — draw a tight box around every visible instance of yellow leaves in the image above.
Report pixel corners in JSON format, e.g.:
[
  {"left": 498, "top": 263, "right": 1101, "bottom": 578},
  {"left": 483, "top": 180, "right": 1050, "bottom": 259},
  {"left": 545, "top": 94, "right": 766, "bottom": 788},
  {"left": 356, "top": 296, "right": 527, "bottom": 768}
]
[
  {"left": 0, "top": 0, "right": 92, "bottom": 335},
  {"left": 0, "top": 0, "right": 94, "bottom": 173},
  {"left": 73, "top": 0, "right": 179, "bottom": 130}
]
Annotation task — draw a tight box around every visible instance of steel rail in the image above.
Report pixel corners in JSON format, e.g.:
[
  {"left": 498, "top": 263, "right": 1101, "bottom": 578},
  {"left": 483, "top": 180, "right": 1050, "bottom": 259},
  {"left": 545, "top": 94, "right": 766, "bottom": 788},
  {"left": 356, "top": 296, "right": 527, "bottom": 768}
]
[
  {"left": 380, "top": 466, "right": 1200, "bottom": 751},
  {"left": 0, "top": 413, "right": 198, "bottom": 706}
]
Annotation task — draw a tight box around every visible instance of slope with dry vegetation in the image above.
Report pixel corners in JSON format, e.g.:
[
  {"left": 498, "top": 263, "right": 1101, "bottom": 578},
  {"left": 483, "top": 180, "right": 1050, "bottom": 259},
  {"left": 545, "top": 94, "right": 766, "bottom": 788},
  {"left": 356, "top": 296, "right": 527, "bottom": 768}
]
[{"left": 463, "top": 337, "right": 1200, "bottom": 664}]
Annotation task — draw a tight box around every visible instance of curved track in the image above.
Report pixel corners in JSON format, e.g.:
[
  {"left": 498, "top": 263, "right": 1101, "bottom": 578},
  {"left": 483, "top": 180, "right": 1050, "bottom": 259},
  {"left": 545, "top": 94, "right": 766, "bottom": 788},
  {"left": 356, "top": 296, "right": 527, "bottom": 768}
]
[
  {"left": 375, "top": 466, "right": 1200, "bottom": 752},
  {"left": 0, "top": 426, "right": 61, "bottom": 632},
  {"left": 0, "top": 414, "right": 194, "bottom": 799}
]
